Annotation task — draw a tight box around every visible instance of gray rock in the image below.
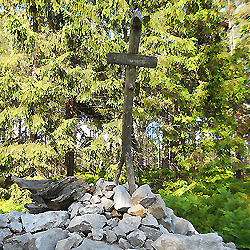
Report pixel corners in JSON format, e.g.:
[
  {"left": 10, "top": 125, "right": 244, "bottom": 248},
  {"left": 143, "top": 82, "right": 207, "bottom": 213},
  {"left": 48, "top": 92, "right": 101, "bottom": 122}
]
[
  {"left": 94, "top": 178, "right": 106, "bottom": 196},
  {"left": 92, "top": 228, "right": 104, "bottom": 240},
  {"left": 104, "top": 191, "right": 114, "bottom": 199},
  {"left": 119, "top": 238, "right": 132, "bottom": 249},
  {"left": 104, "top": 212, "right": 112, "bottom": 219},
  {"left": 74, "top": 238, "right": 122, "bottom": 250},
  {"left": 131, "top": 184, "right": 156, "bottom": 208},
  {"left": 107, "top": 218, "right": 118, "bottom": 228},
  {"left": 158, "top": 225, "right": 169, "bottom": 234},
  {"left": 123, "top": 183, "right": 138, "bottom": 192},
  {"left": 3, "top": 232, "right": 32, "bottom": 250},
  {"left": 141, "top": 214, "right": 159, "bottom": 228},
  {"left": 171, "top": 215, "right": 198, "bottom": 235},
  {"left": 101, "top": 197, "right": 114, "bottom": 212},
  {"left": 55, "top": 233, "right": 83, "bottom": 250},
  {"left": 30, "top": 228, "right": 68, "bottom": 250},
  {"left": 158, "top": 216, "right": 173, "bottom": 233},
  {"left": 67, "top": 214, "right": 107, "bottom": 233},
  {"left": 0, "top": 214, "right": 8, "bottom": 228},
  {"left": 127, "top": 229, "right": 146, "bottom": 247},
  {"left": 106, "top": 229, "right": 117, "bottom": 243},
  {"left": 0, "top": 228, "right": 12, "bottom": 247},
  {"left": 79, "top": 204, "right": 104, "bottom": 215},
  {"left": 104, "top": 181, "right": 116, "bottom": 191},
  {"left": 223, "top": 242, "right": 237, "bottom": 249},
  {"left": 113, "top": 185, "right": 133, "bottom": 212},
  {"left": 147, "top": 194, "right": 168, "bottom": 219},
  {"left": 55, "top": 232, "right": 83, "bottom": 250},
  {"left": 90, "top": 195, "right": 101, "bottom": 204},
  {"left": 8, "top": 221, "right": 22, "bottom": 233},
  {"left": 139, "top": 225, "right": 162, "bottom": 241},
  {"left": 21, "top": 211, "right": 69, "bottom": 233},
  {"left": 78, "top": 193, "right": 92, "bottom": 202},
  {"left": 68, "top": 202, "right": 84, "bottom": 218},
  {"left": 113, "top": 226, "right": 126, "bottom": 239},
  {"left": 144, "top": 239, "right": 154, "bottom": 250},
  {"left": 118, "top": 216, "right": 141, "bottom": 234},
  {"left": 152, "top": 233, "right": 225, "bottom": 250},
  {"left": 6, "top": 211, "right": 23, "bottom": 223}
]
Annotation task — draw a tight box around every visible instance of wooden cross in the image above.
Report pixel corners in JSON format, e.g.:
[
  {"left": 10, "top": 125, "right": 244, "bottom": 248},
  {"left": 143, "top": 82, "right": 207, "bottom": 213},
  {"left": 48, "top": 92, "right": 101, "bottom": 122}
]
[{"left": 107, "top": 10, "right": 158, "bottom": 194}]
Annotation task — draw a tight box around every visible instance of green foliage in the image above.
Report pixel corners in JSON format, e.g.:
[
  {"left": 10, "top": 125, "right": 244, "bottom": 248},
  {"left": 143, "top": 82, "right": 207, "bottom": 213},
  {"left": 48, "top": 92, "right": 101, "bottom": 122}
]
[
  {"left": 0, "top": 183, "right": 31, "bottom": 213},
  {"left": 159, "top": 178, "right": 250, "bottom": 249}
]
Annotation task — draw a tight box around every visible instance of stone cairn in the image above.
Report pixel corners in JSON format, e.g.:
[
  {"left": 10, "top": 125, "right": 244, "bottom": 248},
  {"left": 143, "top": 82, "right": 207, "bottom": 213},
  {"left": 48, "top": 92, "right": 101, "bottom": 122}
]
[{"left": 0, "top": 178, "right": 237, "bottom": 250}]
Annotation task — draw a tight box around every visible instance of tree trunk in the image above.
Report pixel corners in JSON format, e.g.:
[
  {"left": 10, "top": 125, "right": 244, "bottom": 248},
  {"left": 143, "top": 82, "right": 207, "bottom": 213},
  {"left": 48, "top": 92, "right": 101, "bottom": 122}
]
[{"left": 65, "top": 98, "right": 76, "bottom": 176}]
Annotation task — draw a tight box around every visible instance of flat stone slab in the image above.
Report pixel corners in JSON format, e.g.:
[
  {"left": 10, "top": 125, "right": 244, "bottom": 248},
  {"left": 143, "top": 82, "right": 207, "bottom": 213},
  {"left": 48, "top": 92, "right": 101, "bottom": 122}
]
[{"left": 21, "top": 211, "right": 69, "bottom": 233}]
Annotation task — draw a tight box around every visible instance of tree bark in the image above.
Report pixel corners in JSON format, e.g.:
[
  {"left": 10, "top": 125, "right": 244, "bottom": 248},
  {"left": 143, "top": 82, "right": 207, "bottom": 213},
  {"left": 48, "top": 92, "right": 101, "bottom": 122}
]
[{"left": 65, "top": 98, "right": 76, "bottom": 176}]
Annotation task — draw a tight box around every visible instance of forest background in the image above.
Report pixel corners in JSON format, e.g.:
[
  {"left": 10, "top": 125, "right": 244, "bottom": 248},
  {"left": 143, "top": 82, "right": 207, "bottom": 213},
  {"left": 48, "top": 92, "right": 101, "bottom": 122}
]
[{"left": 0, "top": 0, "right": 249, "bottom": 249}]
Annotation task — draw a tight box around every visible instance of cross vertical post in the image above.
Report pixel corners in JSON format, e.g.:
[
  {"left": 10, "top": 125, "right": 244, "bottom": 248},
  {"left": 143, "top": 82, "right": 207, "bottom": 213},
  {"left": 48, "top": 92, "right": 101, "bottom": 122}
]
[{"left": 107, "top": 10, "right": 157, "bottom": 195}]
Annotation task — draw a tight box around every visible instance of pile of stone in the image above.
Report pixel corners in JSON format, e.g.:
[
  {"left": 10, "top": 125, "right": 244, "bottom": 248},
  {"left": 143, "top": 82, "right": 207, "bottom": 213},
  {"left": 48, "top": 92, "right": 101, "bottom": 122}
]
[{"left": 0, "top": 178, "right": 237, "bottom": 250}]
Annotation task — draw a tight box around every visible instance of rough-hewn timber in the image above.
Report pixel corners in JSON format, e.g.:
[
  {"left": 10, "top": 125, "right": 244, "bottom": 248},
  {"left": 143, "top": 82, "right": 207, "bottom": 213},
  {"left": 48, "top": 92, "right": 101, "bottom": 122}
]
[{"left": 107, "top": 53, "right": 158, "bottom": 68}]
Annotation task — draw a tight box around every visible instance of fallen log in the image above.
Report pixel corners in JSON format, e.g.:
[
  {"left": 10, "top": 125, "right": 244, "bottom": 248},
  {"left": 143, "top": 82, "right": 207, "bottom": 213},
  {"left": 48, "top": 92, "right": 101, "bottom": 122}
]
[{"left": 12, "top": 176, "right": 93, "bottom": 214}]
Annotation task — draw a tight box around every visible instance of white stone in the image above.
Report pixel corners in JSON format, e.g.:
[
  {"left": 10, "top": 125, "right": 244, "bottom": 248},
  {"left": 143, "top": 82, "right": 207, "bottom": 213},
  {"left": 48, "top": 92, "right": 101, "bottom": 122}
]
[
  {"left": 0, "top": 214, "right": 8, "bottom": 228},
  {"left": 104, "top": 181, "right": 116, "bottom": 191},
  {"left": 118, "top": 216, "right": 141, "bottom": 234},
  {"left": 92, "top": 228, "right": 104, "bottom": 241},
  {"left": 74, "top": 238, "right": 122, "bottom": 250},
  {"left": 141, "top": 214, "right": 159, "bottom": 228},
  {"left": 21, "top": 211, "right": 69, "bottom": 233},
  {"left": 78, "top": 193, "right": 92, "bottom": 202},
  {"left": 67, "top": 214, "right": 107, "bottom": 233},
  {"left": 101, "top": 197, "right": 114, "bottom": 212},
  {"left": 131, "top": 184, "right": 156, "bottom": 208},
  {"left": 90, "top": 195, "right": 101, "bottom": 204},
  {"left": 8, "top": 221, "right": 22, "bottom": 233},
  {"left": 113, "top": 226, "right": 126, "bottom": 239},
  {"left": 104, "top": 191, "right": 114, "bottom": 199},
  {"left": 0, "top": 228, "right": 12, "bottom": 246},
  {"left": 152, "top": 233, "right": 225, "bottom": 250},
  {"left": 68, "top": 202, "right": 84, "bottom": 218},
  {"left": 107, "top": 218, "right": 118, "bottom": 228},
  {"left": 30, "top": 228, "right": 68, "bottom": 250},
  {"left": 79, "top": 204, "right": 104, "bottom": 215},
  {"left": 113, "top": 185, "right": 133, "bottom": 212},
  {"left": 171, "top": 215, "right": 198, "bottom": 235}
]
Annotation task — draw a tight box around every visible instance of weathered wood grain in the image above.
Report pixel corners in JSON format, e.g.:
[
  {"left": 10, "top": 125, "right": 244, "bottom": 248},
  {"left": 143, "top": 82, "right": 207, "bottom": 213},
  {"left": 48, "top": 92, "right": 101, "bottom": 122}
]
[
  {"left": 107, "top": 53, "right": 158, "bottom": 68},
  {"left": 12, "top": 176, "right": 90, "bottom": 213}
]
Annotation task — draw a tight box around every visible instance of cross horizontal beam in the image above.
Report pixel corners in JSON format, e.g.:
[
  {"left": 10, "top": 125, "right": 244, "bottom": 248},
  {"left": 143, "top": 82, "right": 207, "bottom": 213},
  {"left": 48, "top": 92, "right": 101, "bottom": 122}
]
[{"left": 107, "top": 52, "right": 158, "bottom": 68}]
